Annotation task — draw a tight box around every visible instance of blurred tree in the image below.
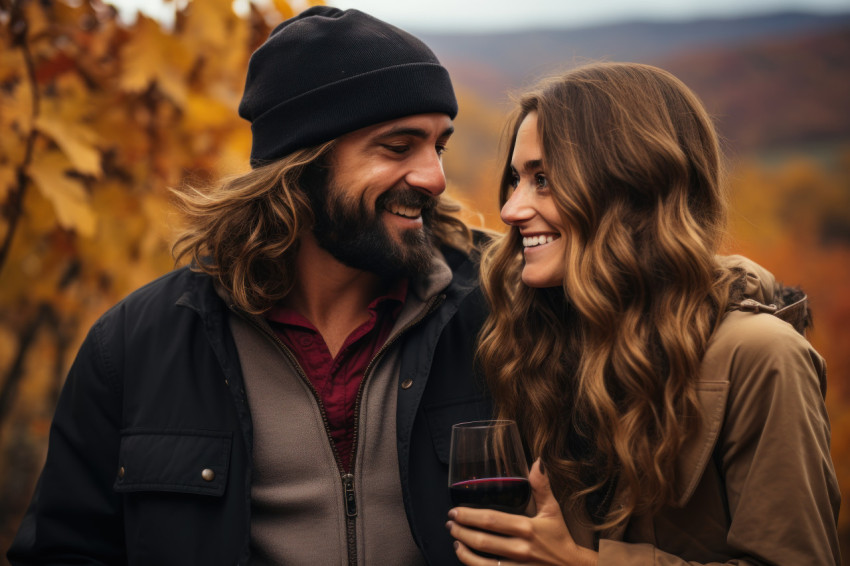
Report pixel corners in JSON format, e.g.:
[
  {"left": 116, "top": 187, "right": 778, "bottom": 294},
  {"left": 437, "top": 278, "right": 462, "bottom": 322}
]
[{"left": 0, "top": 0, "right": 318, "bottom": 552}]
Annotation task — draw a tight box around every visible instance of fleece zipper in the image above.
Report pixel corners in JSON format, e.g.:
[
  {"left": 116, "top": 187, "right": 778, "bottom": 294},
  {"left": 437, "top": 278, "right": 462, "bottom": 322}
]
[{"left": 230, "top": 293, "right": 444, "bottom": 565}]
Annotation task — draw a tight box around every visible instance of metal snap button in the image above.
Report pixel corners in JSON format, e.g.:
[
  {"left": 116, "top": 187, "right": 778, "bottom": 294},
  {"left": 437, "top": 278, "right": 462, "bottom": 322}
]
[
  {"left": 118, "top": 466, "right": 125, "bottom": 479},
  {"left": 400, "top": 379, "right": 413, "bottom": 390},
  {"left": 201, "top": 468, "right": 215, "bottom": 482}
]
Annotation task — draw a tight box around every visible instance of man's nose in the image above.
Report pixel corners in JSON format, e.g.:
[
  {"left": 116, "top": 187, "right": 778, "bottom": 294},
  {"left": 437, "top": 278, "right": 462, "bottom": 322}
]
[{"left": 405, "top": 150, "right": 447, "bottom": 197}]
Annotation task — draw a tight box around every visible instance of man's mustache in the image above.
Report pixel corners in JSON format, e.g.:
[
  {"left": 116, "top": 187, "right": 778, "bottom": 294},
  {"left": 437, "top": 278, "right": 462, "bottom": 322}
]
[{"left": 376, "top": 187, "right": 438, "bottom": 212}]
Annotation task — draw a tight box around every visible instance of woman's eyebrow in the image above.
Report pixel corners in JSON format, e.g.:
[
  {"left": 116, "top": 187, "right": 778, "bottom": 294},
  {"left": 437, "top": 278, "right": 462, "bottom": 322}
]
[{"left": 516, "top": 159, "right": 543, "bottom": 172}]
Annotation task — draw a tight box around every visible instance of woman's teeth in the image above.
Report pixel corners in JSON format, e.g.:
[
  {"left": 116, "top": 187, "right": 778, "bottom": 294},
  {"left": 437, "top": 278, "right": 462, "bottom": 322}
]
[
  {"left": 523, "top": 235, "right": 556, "bottom": 248},
  {"left": 387, "top": 204, "right": 421, "bottom": 218}
]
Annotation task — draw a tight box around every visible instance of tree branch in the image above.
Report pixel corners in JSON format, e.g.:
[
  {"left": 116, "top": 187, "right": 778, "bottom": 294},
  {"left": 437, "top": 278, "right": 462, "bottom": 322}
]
[
  {"left": 0, "top": 304, "right": 56, "bottom": 426},
  {"left": 0, "top": 0, "right": 42, "bottom": 277}
]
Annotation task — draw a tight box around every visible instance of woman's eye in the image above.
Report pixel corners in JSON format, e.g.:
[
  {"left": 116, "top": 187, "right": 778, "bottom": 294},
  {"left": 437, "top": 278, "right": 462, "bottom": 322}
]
[
  {"left": 436, "top": 144, "right": 448, "bottom": 156},
  {"left": 508, "top": 172, "right": 519, "bottom": 189},
  {"left": 535, "top": 173, "right": 548, "bottom": 190}
]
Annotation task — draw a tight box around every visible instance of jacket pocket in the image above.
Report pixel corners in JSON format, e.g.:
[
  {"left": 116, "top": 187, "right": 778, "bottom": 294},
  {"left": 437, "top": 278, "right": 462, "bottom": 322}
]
[
  {"left": 114, "top": 429, "right": 232, "bottom": 497},
  {"left": 425, "top": 397, "right": 492, "bottom": 465}
]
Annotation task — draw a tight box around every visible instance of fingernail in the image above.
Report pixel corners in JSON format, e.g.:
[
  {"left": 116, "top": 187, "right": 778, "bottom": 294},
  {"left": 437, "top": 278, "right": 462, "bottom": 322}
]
[
  {"left": 448, "top": 509, "right": 457, "bottom": 519},
  {"left": 445, "top": 520, "right": 453, "bottom": 531},
  {"left": 453, "top": 541, "right": 459, "bottom": 550}
]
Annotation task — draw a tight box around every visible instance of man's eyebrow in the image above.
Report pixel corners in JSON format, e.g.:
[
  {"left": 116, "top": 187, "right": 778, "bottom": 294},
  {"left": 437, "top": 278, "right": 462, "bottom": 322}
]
[{"left": 374, "top": 125, "right": 455, "bottom": 140}]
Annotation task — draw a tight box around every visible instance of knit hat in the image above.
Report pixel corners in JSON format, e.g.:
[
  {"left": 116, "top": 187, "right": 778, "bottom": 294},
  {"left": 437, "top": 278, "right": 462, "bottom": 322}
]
[{"left": 238, "top": 6, "right": 458, "bottom": 168}]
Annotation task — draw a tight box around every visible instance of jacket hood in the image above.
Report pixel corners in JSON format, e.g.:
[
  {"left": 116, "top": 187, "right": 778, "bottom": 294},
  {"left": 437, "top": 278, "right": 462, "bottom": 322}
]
[{"left": 719, "top": 254, "right": 811, "bottom": 336}]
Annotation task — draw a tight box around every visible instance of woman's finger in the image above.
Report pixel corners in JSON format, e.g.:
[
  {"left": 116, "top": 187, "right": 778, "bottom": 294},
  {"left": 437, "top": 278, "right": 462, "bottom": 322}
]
[
  {"left": 447, "top": 518, "right": 529, "bottom": 562},
  {"left": 449, "top": 506, "right": 533, "bottom": 539},
  {"left": 528, "top": 459, "right": 561, "bottom": 517},
  {"left": 453, "top": 540, "right": 501, "bottom": 566}
]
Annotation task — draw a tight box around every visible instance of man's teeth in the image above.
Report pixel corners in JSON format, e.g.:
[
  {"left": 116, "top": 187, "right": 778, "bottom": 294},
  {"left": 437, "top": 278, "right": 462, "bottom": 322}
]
[
  {"left": 523, "top": 235, "right": 556, "bottom": 248},
  {"left": 388, "top": 204, "right": 421, "bottom": 218}
]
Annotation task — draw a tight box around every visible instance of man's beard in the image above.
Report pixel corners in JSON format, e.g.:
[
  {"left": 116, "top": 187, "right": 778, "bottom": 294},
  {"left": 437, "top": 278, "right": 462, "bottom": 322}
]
[{"left": 306, "top": 179, "right": 438, "bottom": 279}]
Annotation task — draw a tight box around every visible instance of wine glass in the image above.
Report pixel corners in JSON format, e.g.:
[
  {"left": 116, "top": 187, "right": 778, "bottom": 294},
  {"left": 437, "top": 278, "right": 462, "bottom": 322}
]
[{"left": 448, "top": 419, "right": 530, "bottom": 514}]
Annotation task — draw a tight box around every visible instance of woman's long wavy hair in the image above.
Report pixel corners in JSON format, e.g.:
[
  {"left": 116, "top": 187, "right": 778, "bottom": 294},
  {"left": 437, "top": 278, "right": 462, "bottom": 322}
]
[
  {"left": 172, "top": 141, "right": 472, "bottom": 314},
  {"left": 478, "top": 62, "right": 741, "bottom": 529}
]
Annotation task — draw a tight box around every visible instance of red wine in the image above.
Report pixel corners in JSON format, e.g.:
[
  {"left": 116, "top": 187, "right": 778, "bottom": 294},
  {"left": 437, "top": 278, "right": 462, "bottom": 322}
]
[{"left": 450, "top": 477, "right": 531, "bottom": 514}]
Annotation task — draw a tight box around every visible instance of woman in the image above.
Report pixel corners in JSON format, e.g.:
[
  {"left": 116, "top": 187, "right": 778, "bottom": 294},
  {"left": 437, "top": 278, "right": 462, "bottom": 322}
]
[{"left": 446, "top": 63, "right": 840, "bottom": 565}]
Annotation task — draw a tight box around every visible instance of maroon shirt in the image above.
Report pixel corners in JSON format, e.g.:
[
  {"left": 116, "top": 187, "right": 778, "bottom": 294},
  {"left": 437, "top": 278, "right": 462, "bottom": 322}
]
[{"left": 264, "top": 281, "right": 407, "bottom": 472}]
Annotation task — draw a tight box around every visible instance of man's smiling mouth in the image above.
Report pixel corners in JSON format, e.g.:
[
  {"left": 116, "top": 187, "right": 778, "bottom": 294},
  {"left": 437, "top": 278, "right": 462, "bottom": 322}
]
[{"left": 386, "top": 203, "right": 422, "bottom": 219}]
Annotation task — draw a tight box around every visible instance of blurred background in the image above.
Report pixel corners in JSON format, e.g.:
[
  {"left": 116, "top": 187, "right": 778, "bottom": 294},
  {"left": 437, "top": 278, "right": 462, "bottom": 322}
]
[{"left": 0, "top": 0, "right": 848, "bottom": 560}]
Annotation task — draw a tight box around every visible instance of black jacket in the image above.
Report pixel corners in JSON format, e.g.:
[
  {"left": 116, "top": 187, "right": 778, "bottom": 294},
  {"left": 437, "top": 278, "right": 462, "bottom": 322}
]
[{"left": 8, "top": 244, "right": 491, "bottom": 565}]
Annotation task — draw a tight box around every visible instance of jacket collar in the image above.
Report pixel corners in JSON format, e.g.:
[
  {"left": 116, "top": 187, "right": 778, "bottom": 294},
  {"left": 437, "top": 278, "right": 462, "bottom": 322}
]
[
  {"left": 175, "top": 268, "right": 227, "bottom": 316},
  {"left": 175, "top": 240, "right": 475, "bottom": 318}
]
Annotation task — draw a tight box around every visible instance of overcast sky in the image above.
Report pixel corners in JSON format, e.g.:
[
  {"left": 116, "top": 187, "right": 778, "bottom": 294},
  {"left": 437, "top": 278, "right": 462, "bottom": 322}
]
[
  {"left": 113, "top": 0, "right": 850, "bottom": 31},
  {"left": 324, "top": 0, "right": 850, "bottom": 32}
]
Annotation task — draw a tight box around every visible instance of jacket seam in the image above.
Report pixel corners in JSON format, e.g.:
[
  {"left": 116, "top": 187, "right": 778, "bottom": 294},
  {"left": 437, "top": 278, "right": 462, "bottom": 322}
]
[{"left": 93, "top": 317, "right": 122, "bottom": 398}]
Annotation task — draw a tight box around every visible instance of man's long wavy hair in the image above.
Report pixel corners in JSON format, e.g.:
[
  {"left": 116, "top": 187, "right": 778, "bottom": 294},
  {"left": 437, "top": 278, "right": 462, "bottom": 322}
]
[
  {"left": 172, "top": 141, "right": 472, "bottom": 314},
  {"left": 477, "top": 63, "right": 741, "bottom": 529}
]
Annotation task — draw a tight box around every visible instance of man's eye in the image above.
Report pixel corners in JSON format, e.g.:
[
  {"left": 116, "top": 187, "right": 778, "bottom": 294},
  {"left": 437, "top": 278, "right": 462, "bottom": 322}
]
[
  {"left": 383, "top": 145, "right": 409, "bottom": 154},
  {"left": 436, "top": 144, "right": 448, "bottom": 156}
]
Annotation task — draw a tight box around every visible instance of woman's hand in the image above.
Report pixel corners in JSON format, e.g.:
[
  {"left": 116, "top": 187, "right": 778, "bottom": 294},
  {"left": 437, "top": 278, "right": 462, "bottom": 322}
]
[{"left": 446, "top": 460, "right": 598, "bottom": 566}]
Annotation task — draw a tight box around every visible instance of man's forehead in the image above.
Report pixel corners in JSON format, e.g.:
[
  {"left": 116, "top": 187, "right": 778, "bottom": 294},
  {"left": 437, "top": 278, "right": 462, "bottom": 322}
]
[{"left": 349, "top": 113, "right": 455, "bottom": 140}]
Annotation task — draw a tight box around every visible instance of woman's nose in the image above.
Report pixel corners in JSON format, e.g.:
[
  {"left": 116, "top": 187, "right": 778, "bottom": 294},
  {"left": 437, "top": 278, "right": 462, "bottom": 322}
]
[{"left": 500, "top": 187, "right": 533, "bottom": 226}]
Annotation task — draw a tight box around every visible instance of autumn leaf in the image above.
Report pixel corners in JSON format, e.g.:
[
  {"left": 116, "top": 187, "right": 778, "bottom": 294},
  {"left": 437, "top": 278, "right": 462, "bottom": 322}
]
[
  {"left": 184, "top": 93, "right": 236, "bottom": 130},
  {"left": 22, "top": 1, "right": 50, "bottom": 44},
  {"left": 26, "top": 151, "right": 97, "bottom": 236},
  {"left": 184, "top": 0, "right": 235, "bottom": 50},
  {"left": 34, "top": 115, "right": 102, "bottom": 178},
  {"left": 0, "top": 50, "right": 25, "bottom": 85},
  {"left": 0, "top": 165, "right": 16, "bottom": 203},
  {"left": 0, "top": 75, "right": 34, "bottom": 134},
  {"left": 119, "top": 15, "right": 191, "bottom": 107},
  {"left": 271, "top": 0, "right": 295, "bottom": 21}
]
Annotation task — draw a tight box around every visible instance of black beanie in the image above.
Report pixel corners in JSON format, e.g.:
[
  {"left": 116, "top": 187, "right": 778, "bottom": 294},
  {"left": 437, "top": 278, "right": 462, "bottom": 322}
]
[{"left": 238, "top": 7, "right": 458, "bottom": 168}]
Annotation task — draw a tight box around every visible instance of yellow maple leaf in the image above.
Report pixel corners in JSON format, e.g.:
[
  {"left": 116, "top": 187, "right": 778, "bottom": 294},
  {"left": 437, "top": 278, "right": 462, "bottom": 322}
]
[
  {"left": 119, "top": 15, "right": 191, "bottom": 107},
  {"left": 22, "top": 1, "right": 50, "bottom": 44},
  {"left": 34, "top": 115, "right": 102, "bottom": 178},
  {"left": 184, "top": 0, "right": 235, "bottom": 51},
  {"left": 271, "top": 0, "right": 295, "bottom": 20},
  {"left": 0, "top": 325, "right": 17, "bottom": 370},
  {"left": 0, "top": 50, "right": 25, "bottom": 86},
  {"left": 26, "top": 151, "right": 97, "bottom": 237},
  {"left": 0, "top": 164, "right": 17, "bottom": 203},
  {"left": 0, "top": 79, "right": 34, "bottom": 134},
  {"left": 184, "top": 92, "right": 234, "bottom": 129}
]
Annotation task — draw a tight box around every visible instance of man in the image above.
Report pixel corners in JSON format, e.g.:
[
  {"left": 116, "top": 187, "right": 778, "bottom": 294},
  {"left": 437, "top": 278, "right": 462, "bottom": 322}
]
[{"left": 8, "top": 7, "right": 490, "bottom": 565}]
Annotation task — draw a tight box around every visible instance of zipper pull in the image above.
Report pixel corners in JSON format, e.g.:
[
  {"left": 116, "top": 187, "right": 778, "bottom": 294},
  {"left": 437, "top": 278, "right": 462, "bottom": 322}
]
[{"left": 342, "top": 473, "right": 357, "bottom": 517}]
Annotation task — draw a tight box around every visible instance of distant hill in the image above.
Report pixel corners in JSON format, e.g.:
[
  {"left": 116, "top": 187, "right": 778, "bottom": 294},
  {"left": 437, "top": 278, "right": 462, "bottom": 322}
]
[
  {"left": 661, "top": 25, "right": 850, "bottom": 151},
  {"left": 421, "top": 12, "right": 850, "bottom": 153}
]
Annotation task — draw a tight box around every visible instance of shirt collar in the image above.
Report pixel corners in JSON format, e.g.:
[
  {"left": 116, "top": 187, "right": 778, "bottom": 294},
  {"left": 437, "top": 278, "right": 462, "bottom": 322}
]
[{"left": 265, "top": 278, "right": 409, "bottom": 330}]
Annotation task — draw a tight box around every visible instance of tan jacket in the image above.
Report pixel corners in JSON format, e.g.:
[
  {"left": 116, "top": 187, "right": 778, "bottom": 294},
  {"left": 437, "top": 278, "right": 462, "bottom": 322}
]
[{"left": 567, "top": 256, "right": 841, "bottom": 565}]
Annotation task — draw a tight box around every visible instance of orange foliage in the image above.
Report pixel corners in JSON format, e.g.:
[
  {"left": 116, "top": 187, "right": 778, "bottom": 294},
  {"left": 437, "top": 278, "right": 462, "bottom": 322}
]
[
  {"left": 726, "top": 150, "right": 850, "bottom": 540},
  {"left": 0, "top": 0, "right": 316, "bottom": 554}
]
